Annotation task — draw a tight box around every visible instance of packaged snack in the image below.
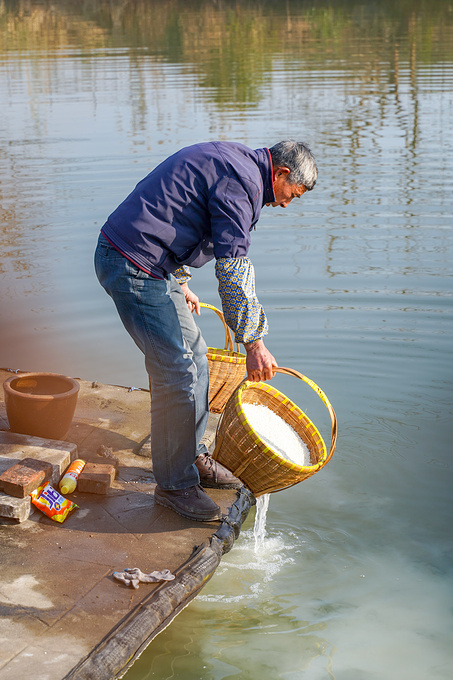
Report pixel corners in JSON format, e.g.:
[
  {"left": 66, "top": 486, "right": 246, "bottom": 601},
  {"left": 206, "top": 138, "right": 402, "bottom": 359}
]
[{"left": 30, "top": 482, "right": 78, "bottom": 523}]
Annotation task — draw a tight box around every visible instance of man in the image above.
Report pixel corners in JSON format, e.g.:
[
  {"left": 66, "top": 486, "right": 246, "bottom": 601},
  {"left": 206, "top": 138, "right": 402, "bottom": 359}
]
[{"left": 95, "top": 140, "right": 317, "bottom": 522}]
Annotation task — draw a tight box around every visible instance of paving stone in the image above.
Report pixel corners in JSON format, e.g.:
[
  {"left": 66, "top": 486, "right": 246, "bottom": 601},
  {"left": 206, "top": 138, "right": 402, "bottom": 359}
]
[
  {"left": 78, "top": 463, "right": 116, "bottom": 494},
  {"left": 0, "top": 458, "right": 53, "bottom": 497},
  {"left": 0, "top": 493, "right": 31, "bottom": 522}
]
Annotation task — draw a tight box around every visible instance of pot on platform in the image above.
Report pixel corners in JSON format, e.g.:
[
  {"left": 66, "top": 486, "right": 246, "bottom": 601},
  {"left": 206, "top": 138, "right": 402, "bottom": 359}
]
[{"left": 3, "top": 372, "right": 80, "bottom": 440}]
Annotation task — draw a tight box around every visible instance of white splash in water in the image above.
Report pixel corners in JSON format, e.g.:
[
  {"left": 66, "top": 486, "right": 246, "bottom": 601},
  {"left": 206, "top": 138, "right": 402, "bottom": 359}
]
[
  {"left": 197, "top": 498, "right": 301, "bottom": 604},
  {"left": 197, "top": 531, "right": 297, "bottom": 603}
]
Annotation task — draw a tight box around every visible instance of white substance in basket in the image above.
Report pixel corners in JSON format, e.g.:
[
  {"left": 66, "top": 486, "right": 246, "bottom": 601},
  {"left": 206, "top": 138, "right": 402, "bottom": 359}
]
[{"left": 242, "top": 403, "right": 310, "bottom": 467}]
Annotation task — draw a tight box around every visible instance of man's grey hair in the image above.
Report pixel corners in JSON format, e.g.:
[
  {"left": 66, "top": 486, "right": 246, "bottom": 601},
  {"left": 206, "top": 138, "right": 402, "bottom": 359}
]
[{"left": 269, "top": 141, "right": 318, "bottom": 190}]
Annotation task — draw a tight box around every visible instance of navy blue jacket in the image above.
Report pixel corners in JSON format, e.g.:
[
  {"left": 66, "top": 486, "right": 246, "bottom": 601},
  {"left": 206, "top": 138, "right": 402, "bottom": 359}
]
[{"left": 101, "top": 141, "right": 275, "bottom": 278}]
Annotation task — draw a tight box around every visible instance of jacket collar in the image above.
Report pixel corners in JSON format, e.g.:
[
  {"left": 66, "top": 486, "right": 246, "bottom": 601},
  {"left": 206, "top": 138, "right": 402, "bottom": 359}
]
[{"left": 255, "top": 147, "right": 275, "bottom": 205}]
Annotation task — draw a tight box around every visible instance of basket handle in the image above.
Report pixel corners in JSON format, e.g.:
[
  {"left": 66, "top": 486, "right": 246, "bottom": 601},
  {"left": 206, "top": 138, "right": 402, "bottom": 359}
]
[
  {"left": 200, "top": 302, "right": 240, "bottom": 353},
  {"left": 272, "top": 367, "right": 337, "bottom": 466}
]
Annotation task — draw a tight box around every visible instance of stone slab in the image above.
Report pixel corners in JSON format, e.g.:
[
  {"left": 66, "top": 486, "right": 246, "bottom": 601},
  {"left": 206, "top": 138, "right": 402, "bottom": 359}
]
[
  {"left": 0, "top": 432, "right": 76, "bottom": 486},
  {"left": 0, "top": 492, "right": 31, "bottom": 522}
]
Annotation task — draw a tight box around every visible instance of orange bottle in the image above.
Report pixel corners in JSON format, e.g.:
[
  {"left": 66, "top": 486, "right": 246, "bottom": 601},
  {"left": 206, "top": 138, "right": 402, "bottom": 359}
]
[{"left": 59, "top": 459, "right": 86, "bottom": 495}]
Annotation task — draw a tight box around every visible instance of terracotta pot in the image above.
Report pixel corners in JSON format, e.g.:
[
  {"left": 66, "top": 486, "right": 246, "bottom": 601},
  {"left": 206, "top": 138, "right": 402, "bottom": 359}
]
[{"left": 3, "top": 372, "right": 80, "bottom": 440}]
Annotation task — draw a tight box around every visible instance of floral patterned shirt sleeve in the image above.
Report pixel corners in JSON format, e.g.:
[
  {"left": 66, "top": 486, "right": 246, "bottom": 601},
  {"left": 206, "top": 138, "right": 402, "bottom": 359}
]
[
  {"left": 215, "top": 257, "right": 268, "bottom": 344},
  {"left": 172, "top": 265, "right": 192, "bottom": 284}
]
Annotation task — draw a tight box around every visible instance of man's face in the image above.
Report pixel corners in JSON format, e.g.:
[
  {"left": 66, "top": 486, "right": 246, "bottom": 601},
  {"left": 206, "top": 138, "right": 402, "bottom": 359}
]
[{"left": 267, "top": 167, "right": 308, "bottom": 208}]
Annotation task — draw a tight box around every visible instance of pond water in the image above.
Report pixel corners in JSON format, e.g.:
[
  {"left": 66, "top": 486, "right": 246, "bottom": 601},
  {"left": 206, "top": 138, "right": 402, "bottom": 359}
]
[{"left": 1, "top": 1, "right": 452, "bottom": 678}]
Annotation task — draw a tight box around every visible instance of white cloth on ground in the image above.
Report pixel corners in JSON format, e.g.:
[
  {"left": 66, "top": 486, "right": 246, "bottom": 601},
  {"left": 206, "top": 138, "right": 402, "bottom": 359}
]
[{"left": 113, "top": 567, "right": 175, "bottom": 589}]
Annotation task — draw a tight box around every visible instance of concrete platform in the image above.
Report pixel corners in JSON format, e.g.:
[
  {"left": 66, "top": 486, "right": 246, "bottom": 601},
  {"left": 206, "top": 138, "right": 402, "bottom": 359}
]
[{"left": 0, "top": 369, "right": 253, "bottom": 680}]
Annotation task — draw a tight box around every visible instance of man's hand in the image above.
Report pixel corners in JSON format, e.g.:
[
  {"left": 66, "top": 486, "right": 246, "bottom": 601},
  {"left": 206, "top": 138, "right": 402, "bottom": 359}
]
[
  {"left": 179, "top": 283, "right": 201, "bottom": 315},
  {"left": 243, "top": 339, "right": 278, "bottom": 382}
]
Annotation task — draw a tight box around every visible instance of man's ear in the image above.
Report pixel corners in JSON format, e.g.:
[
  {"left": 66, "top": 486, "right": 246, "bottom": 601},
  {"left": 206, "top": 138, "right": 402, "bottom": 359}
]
[{"left": 273, "top": 166, "right": 291, "bottom": 179}]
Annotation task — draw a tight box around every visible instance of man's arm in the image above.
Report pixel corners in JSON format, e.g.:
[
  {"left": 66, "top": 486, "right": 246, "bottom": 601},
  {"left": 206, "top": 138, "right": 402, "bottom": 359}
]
[{"left": 215, "top": 257, "right": 277, "bottom": 382}]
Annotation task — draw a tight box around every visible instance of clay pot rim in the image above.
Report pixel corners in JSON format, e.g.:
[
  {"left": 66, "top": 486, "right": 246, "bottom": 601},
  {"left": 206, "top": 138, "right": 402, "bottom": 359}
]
[{"left": 3, "top": 372, "right": 80, "bottom": 401}]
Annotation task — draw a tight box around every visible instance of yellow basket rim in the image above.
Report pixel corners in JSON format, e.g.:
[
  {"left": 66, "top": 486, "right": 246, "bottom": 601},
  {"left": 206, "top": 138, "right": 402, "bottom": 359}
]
[{"left": 206, "top": 347, "right": 246, "bottom": 362}]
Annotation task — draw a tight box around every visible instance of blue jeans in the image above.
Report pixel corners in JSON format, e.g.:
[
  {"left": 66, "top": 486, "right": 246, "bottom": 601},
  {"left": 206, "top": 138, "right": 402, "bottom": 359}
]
[{"left": 94, "top": 233, "right": 209, "bottom": 490}]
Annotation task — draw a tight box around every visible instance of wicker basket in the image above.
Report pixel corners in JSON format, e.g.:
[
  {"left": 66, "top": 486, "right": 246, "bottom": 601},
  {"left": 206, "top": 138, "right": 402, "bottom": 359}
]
[
  {"left": 200, "top": 302, "right": 247, "bottom": 414},
  {"left": 212, "top": 367, "right": 337, "bottom": 496}
]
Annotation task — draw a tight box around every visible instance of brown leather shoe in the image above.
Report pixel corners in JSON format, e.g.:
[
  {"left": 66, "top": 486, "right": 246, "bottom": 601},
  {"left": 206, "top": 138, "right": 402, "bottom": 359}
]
[
  {"left": 154, "top": 484, "right": 222, "bottom": 522},
  {"left": 195, "top": 454, "right": 242, "bottom": 489}
]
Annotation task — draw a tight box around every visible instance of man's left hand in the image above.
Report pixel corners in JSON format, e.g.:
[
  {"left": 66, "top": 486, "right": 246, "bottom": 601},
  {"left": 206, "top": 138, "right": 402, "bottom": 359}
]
[{"left": 180, "top": 283, "right": 201, "bottom": 315}]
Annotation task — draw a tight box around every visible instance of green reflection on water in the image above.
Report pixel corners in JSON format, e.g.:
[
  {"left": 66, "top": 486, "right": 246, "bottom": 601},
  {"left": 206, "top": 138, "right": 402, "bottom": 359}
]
[{"left": 1, "top": 0, "right": 452, "bottom": 105}]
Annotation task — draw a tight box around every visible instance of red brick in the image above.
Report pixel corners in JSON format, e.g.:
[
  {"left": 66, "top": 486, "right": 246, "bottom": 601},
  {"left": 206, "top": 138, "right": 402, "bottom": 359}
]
[
  {"left": 77, "top": 463, "right": 115, "bottom": 495},
  {"left": 0, "top": 458, "right": 53, "bottom": 498}
]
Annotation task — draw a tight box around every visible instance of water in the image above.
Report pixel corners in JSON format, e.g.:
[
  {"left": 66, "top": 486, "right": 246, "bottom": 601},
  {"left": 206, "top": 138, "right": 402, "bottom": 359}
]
[{"left": 1, "top": 1, "right": 452, "bottom": 678}]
